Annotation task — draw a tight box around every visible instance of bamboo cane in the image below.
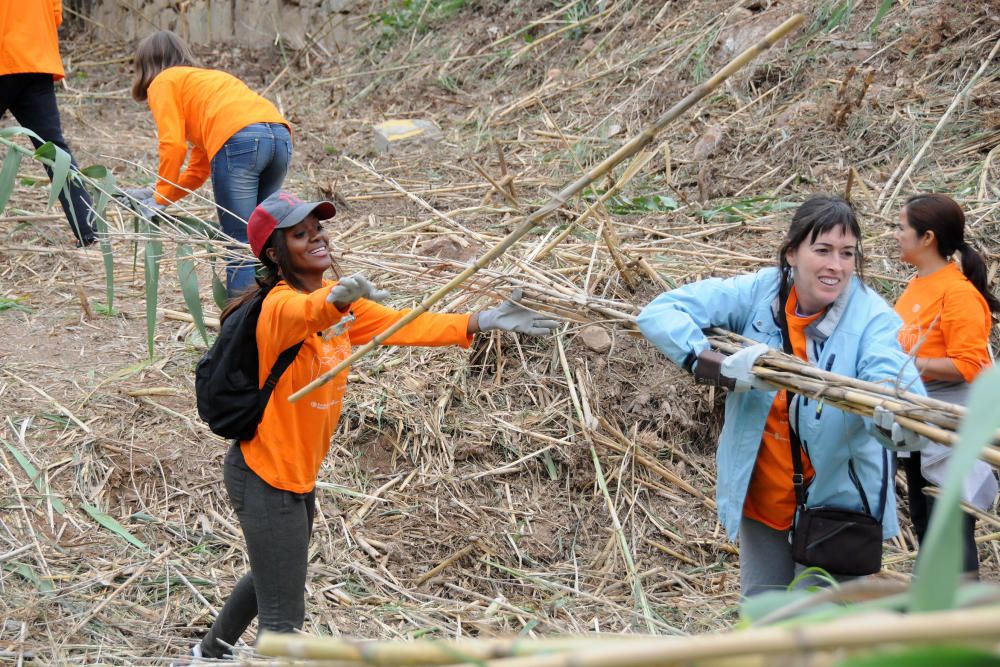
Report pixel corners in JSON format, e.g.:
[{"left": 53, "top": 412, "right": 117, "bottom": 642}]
[
  {"left": 256, "top": 634, "right": 655, "bottom": 664},
  {"left": 257, "top": 606, "right": 1000, "bottom": 666},
  {"left": 288, "top": 13, "right": 806, "bottom": 403}
]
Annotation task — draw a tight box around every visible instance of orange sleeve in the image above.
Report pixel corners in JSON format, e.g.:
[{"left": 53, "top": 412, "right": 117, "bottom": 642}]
[
  {"left": 349, "top": 299, "right": 473, "bottom": 348},
  {"left": 172, "top": 143, "right": 210, "bottom": 201},
  {"left": 261, "top": 284, "right": 346, "bottom": 353},
  {"left": 52, "top": 0, "right": 62, "bottom": 27},
  {"left": 940, "top": 286, "right": 992, "bottom": 383},
  {"left": 148, "top": 78, "right": 193, "bottom": 205}
]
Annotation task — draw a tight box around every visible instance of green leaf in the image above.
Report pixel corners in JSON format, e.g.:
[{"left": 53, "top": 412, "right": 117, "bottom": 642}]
[
  {"left": 834, "top": 645, "right": 1000, "bottom": 667},
  {"left": 0, "top": 148, "right": 23, "bottom": 212},
  {"left": 5, "top": 562, "right": 54, "bottom": 592},
  {"left": 143, "top": 220, "right": 163, "bottom": 358},
  {"left": 869, "top": 0, "right": 894, "bottom": 37},
  {"left": 80, "top": 165, "right": 117, "bottom": 310},
  {"left": 211, "top": 257, "right": 227, "bottom": 311},
  {"left": 912, "top": 366, "right": 1000, "bottom": 611},
  {"left": 32, "top": 141, "right": 71, "bottom": 210},
  {"left": 79, "top": 164, "right": 116, "bottom": 220},
  {"left": 0, "top": 296, "right": 32, "bottom": 313},
  {"left": 1, "top": 436, "right": 67, "bottom": 514},
  {"left": 739, "top": 589, "right": 813, "bottom": 625},
  {"left": 176, "top": 244, "right": 210, "bottom": 345},
  {"left": 81, "top": 503, "right": 147, "bottom": 550},
  {"left": 0, "top": 126, "right": 43, "bottom": 142}
]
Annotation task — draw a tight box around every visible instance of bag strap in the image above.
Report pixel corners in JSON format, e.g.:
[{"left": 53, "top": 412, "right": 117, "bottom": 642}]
[
  {"left": 779, "top": 287, "right": 889, "bottom": 519},
  {"left": 777, "top": 291, "right": 809, "bottom": 510},
  {"left": 258, "top": 340, "right": 305, "bottom": 413}
]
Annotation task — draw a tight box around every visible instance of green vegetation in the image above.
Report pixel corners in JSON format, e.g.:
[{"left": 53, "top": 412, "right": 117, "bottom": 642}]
[
  {"left": 0, "top": 296, "right": 31, "bottom": 313},
  {"left": 371, "top": 0, "right": 469, "bottom": 50}
]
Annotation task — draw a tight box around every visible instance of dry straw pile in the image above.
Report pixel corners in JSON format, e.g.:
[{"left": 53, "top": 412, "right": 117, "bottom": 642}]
[{"left": 0, "top": 0, "right": 998, "bottom": 663}]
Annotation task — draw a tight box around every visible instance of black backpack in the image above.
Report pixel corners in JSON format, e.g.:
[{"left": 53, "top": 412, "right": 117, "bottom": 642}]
[{"left": 195, "top": 289, "right": 304, "bottom": 441}]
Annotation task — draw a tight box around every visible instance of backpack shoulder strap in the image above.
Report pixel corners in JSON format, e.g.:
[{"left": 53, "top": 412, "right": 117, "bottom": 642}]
[{"left": 258, "top": 340, "right": 305, "bottom": 412}]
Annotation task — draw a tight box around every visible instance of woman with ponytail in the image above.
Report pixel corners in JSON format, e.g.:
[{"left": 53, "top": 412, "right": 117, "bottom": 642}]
[{"left": 893, "top": 193, "right": 999, "bottom": 577}]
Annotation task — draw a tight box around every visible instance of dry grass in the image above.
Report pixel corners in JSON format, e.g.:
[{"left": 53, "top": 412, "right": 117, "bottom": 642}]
[{"left": 0, "top": 0, "right": 998, "bottom": 663}]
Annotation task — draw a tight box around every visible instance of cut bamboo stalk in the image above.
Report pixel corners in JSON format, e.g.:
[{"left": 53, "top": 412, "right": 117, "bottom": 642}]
[
  {"left": 257, "top": 606, "right": 1000, "bottom": 665},
  {"left": 257, "top": 634, "right": 656, "bottom": 664},
  {"left": 415, "top": 543, "right": 477, "bottom": 585},
  {"left": 289, "top": 13, "right": 806, "bottom": 403}
]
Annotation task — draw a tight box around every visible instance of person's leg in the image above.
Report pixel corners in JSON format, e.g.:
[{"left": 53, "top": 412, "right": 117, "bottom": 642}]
[
  {"left": 904, "top": 452, "right": 930, "bottom": 543},
  {"left": 211, "top": 125, "right": 274, "bottom": 298},
  {"left": 199, "top": 443, "right": 313, "bottom": 656},
  {"left": 921, "top": 494, "right": 980, "bottom": 577},
  {"left": 739, "top": 516, "right": 795, "bottom": 597},
  {"left": 198, "top": 444, "right": 259, "bottom": 658},
  {"left": 6, "top": 74, "right": 96, "bottom": 246},
  {"left": 0, "top": 72, "right": 25, "bottom": 116},
  {"left": 961, "top": 511, "right": 980, "bottom": 578},
  {"left": 256, "top": 124, "right": 292, "bottom": 203}
]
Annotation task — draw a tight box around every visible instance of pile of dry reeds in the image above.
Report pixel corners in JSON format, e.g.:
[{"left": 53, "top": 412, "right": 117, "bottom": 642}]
[{"left": 1, "top": 1, "right": 999, "bottom": 664}]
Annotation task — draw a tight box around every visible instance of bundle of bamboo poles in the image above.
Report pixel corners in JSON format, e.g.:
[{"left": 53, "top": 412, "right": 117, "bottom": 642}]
[
  {"left": 255, "top": 605, "right": 1000, "bottom": 666},
  {"left": 337, "top": 240, "right": 1000, "bottom": 466},
  {"left": 503, "top": 287, "right": 1000, "bottom": 466}
]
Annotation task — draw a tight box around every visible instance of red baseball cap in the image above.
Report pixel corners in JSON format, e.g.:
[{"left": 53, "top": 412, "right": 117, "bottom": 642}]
[{"left": 247, "top": 191, "right": 336, "bottom": 258}]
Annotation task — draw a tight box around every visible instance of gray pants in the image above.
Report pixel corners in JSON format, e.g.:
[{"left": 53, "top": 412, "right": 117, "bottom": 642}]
[
  {"left": 199, "top": 444, "right": 316, "bottom": 658},
  {"left": 739, "top": 516, "right": 851, "bottom": 597}
]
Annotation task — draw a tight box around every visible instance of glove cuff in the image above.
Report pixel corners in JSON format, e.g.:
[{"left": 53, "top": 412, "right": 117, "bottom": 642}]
[
  {"left": 694, "top": 350, "right": 735, "bottom": 390},
  {"left": 477, "top": 307, "right": 499, "bottom": 332}
]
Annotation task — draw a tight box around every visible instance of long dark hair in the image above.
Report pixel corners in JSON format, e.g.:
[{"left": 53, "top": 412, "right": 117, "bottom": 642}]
[
  {"left": 219, "top": 225, "right": 342, "bottom": 324},
  {"left": 904, "top": 193, "right": 1000, "bottom": 313},
  {"left": 777, "top": 195, "right": 863, "bottom": 331},
  {"left": 219, "top": 230, "right": 309, "bottom": 324},
  {"left": 131, "top": 31, "right": 198, "bottom": 102}
]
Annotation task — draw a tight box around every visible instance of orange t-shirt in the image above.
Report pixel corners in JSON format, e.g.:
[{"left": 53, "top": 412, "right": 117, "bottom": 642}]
[
  {"left": 894, "top": 262, "right": 992, "bottom": 383},
  {"left": 0, "top": 1, "right": 65, "bottom": 80},
  {"left": 242, "top": 280, "right": 473, "bottom": 493},
  {"left": 146, "top": 66, "right": 289, "bottom": 205},
  {"left": 743, "top": 287, "right": 820, "bottom": 530}
]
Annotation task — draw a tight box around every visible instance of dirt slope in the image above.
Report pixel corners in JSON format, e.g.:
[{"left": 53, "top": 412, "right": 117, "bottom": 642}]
[{"left": 1, "top": 0, "right": 997, "bottom": 663}]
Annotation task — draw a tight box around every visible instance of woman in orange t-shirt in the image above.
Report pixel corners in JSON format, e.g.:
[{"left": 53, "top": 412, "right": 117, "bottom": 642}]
[
  {"left": 191, "top": 190, "right": 558, "bottom": 660},
  {"left": 129, "top": 31, "right": 292, "bottom": 297},
  {"left": 893, "top": 193, "right": 999, "bottom": 576}
]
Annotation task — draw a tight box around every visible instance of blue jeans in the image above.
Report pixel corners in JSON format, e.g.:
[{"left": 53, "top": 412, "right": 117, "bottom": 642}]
[
  {"left": 0, "top": 73, "right": 96, "bottom": 245},
  {"left": 210, "top": 123, "right": 292, "bottom": 297}
]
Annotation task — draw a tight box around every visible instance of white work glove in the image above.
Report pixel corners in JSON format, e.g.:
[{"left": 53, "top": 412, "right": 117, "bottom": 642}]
[
  {"left": 872, "top": 406, "right": 930, "bottom": 452},
  {"left": 326, "top": 273, "right": 390, "bottom": 310},
  {"left": 478, "top": 289, "right": 559, "bottom": 337},
  {"left": 122, "top": 187, "right": 154, "bottom": 201},
  {"left": 719, "top": 343, "right": 772, "bottom": 392},
  {"left": 137, "top": 196, "right": 165, "bottom": 220}
]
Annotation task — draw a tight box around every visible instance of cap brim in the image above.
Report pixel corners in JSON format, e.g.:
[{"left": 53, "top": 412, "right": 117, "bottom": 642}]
[{"left": 274, "top": 200, "right": 337, "bottom": 229}]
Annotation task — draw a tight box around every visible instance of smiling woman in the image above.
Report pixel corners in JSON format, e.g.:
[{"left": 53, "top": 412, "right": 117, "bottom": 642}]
[
  {"left": 637, "top": 194, "right": 926, "bottom": 598},
  {"left": 192, "top": 191, "right": 561, "bottom": 660}
]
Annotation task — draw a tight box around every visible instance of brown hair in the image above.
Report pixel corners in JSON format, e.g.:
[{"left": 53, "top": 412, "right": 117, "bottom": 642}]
[
  {"left": 904, "top": 193, "right": 999, "bottom": 313},
  {"left": 776, "top": 195, "right": 864, "bottom": 329},
  {"left": 131, "top": 31, "right": 198, "bottom": 102}
]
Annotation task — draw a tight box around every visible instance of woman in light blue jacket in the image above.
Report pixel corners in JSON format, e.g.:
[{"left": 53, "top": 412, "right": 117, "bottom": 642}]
[{"left": 638, "top": 195, "right": 925, "bottom": 596}]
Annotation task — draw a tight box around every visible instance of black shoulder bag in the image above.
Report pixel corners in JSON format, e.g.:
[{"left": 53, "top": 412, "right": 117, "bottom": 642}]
[
  {"left": 778, "top": 292, "right": 885, "bottom": 576},
  {"left": 788, "top": 423, "right": 887, "bottom": 576}
]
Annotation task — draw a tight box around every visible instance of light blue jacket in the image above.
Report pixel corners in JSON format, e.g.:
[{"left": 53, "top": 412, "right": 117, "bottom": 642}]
[{"left": 637, "top": 268, "right": 925, "bottom": 540}]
